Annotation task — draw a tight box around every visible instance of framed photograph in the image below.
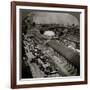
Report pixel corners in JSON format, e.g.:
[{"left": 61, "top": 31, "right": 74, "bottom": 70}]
[{"left": 11, "top": 1, "right": 88, "bottom": 89}]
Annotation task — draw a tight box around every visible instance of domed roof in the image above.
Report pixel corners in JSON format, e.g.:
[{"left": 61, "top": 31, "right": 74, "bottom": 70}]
[{"left": 32, "top": 12, "right": 79, "bottom": 25}]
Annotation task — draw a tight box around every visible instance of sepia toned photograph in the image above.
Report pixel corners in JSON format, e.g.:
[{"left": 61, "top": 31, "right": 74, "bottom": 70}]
[
  {"left": 11, "top": 1, "right": 87, "bottom": 89},
  {"left": 20, "top": 10, "right": 80, "bottom": 79}
]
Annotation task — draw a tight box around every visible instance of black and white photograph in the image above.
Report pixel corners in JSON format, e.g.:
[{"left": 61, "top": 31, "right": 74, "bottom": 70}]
[
  {"left": 11, "top": 1, "right": 87, "bottom": 88},
  {"left": 20, "top": 9, "right": 80, "bottom": 79}
]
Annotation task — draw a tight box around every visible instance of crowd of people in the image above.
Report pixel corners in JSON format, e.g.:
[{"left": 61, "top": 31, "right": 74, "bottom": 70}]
[
  {"left": 21, "top": 21, "right": 80, "bottom": 78},
  {"left": 22, "top": 33, "right": 60, "bottom": 78}
]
